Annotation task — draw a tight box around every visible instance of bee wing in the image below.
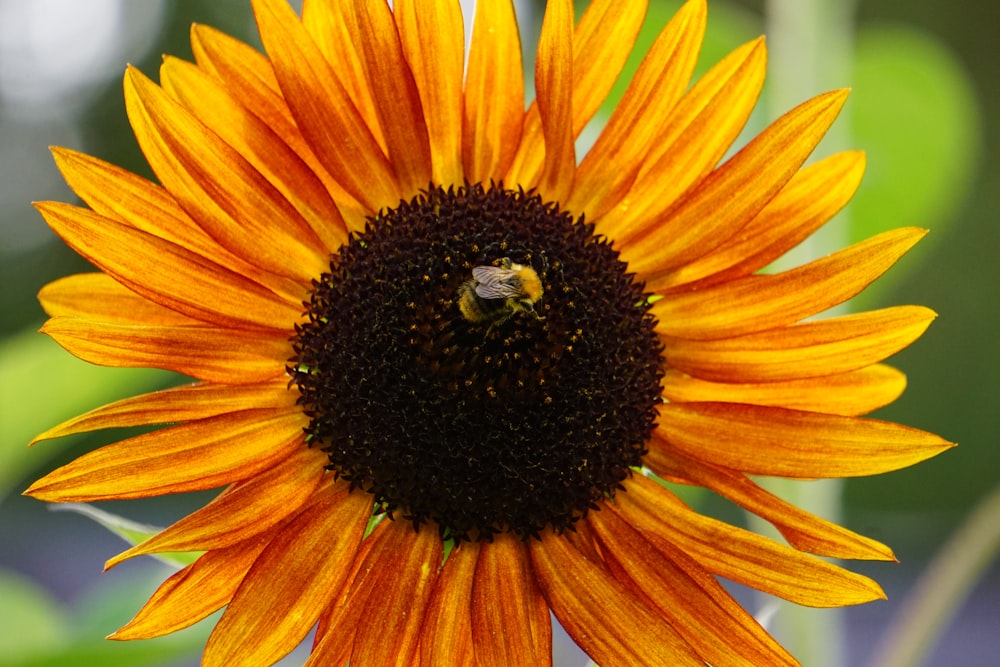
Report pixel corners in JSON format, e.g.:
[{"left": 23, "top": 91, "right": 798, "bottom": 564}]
[{"left": 472, "top": 266, "right": 521, "bottom": 299}]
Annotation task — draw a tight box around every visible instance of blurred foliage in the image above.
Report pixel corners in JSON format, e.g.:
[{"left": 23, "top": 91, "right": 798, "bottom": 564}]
[
  {"left": 0, "top": 567, "right": 209, "bottom": 667},
  {"left": 849, "top": 23, "right": 981, "bottom": 289}
]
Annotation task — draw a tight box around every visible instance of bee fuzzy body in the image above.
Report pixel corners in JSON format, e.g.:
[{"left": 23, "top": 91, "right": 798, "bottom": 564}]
[{"left": 457, "top": 258, "right": 544, "bottom": 325}]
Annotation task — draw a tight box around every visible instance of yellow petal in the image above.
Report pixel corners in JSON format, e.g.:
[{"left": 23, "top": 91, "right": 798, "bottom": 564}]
[
  {"left": 660, "top": 364, "right": 908, "bottom": 417},
  {"left": 40, "top": 317, "right": 288, "bottom": 384},
  {"left": 419, "top": 541, "right": 480, "bottom": 666},
  {"left": 110, "top": 530, "right": 276, "bottom": 640},
  {"left": 659, "top": 149, "right": 867, "bottom": 289},
  {"left": 655, "top": 402, "right": 955, "bottom": 478},
  {"left": 25, "top": 409, "right": 307, "bottom": 501},
  {"left": 622, "top": 89, "right": 850, "bottom": 277},
  {"left": 663, "top": 306, "right": 936, "bottom": 383},
  {"left": 597, "top": 37, "right": 766, "bottom": 240},
  {"left": 203, "top": 482, "right": 371, "bottom": 667},
  {"left": 394, "top": 0, "right": 465, "bottom": 185},
  {"left": 160, "top": 56, "right": 348, "bottom": 253},
  {"left": 528, "top": 533, "right": 705, "bottom": 666},
  {"left": 651, "top": 227, "right": 927, "bottom": 340},
  {"left": 52, "top": 148, "right": 212, "bottom": 254},
  {"left": 251, "top": 0, "right": 399, "bottom": 213},
  {"left": 36, "top": 202, "right": 303, "bottom": 331},
  {"left": 349, "top": 525, "right": 442, "bottom": 666},
  {"left": 106, "top": 444, "right": 326, "bottom": 566},
  {"left": 644, "top": 445, "right": 895, "bottom": 560},
  {"left": 589, "top": 504, "right": 799, "bottom": 666},
  {"left": 32, "top": 377, "right": 295, "bottom": 444},
  {"left": 301, "top": 0, "right": 386, "bottom": 153},
  {"left": 568, "top": 0, "right": 648, "bottom": 136},
  {"left": 124, "top": 67, "right": 328, "bottom": 282},
  {"left": 568, "top": 0, "right": 705, "bottom": 218},
  {"left": 617, "top": 474, "right": 888, "bottom": 606},
  {"left": 471, "top": 533, "right": 552, "bottom": 665},
  {"left": 463, "top": 0, "right": 523, "bottom": 182}
]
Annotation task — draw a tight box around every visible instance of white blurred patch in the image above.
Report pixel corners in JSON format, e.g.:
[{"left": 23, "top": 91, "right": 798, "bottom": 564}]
[
  {"left": 0, "top": 0, "right": 166, "bottom": 252},
  {"left": 0, "top": 0, "right": 165, "bottom": 114}
]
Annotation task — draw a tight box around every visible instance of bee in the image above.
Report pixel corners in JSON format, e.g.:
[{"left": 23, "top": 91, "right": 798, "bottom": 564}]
[{"left": 457, "top": 257, "right": 544, "bottom": 325}]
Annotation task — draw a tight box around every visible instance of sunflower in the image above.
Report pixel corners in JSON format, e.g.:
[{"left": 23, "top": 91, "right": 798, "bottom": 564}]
[{"left": 27, "top": 0, "right": 951, "bottom": 664}]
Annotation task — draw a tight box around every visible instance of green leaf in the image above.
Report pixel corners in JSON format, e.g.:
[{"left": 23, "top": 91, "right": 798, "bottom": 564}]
[{"left": 51, "top": 503, "right": 202, "bottom": 569}]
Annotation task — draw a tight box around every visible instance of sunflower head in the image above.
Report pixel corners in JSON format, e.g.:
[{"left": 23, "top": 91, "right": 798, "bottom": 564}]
[
  {"left": 291, "top": 182, "right": 664, "bottom": 541},
  {"left": 25, "top": 0, "right": 951, "bottom": 665}
]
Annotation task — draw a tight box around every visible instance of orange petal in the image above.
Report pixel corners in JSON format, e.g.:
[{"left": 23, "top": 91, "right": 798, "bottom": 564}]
[
  {"left": 471, "top": 533, "right": 552, "bottom": 666},
  {"left": 349, "top": 525, "right": 442, "bottom": 666},
  {"left": 203, "top": 481, "right": 372, "bottom": 667},
  {"left": 589, "top": 504, "right": 798, "bottom": 666},
  {"left": 110, "top": 529, "right": 278, "bottom": 640},
  {"left": 345, "top": 1, "right": 433, "bottom": 197},
  {"left": 124, "top": 67, "right": 328, "bottom": 282},
  {"left": 659, "top": 150, "right": 867, "bottom": 289},
  {"left": 394, "top": 0, "right": 465, "bottom": 185},
  {"left": 568, "top": 0, "right": 705, "bottom": 218},
  {"left": 106, "top": 444, "right": 326, "bottom": 567},
  {"left": 617, "top": 474, "right": 888, "bottom": 606},
  {"left": 644, "top": 445, "right": 895, "bottom": 560},
  {"left": 32, "top": 379, "right": 297, "bottom": 444},
  {"left": 25, "top": 408, "right": 307, "bottom": 501},
  {"left": 655, "top": 402, "right": 954, "bottom": 478},
  {"left": 663, "top": 306, "right": 936, "bottom": 383},
  {"left": 622, "top": 89, "right": 850, "bottom": 277},
  {"left": 189, "top": 23, "right": 369, "bottom": 232},
  {"left": 52, "top": 148, "right": 212, "bottom": 252},
  {"left": 529, "top": 533, "right": 704, "bottom": 666},
  {"left": 252, "top": 0, "right": 399, "bottom": 213},
  {"left": 507, "top": 0, "right": 646, "bottom": 196},
  {"left": 40, "top": 317, "right": 289, "bottom": 384},
  {"left": 50, "top": 148, "right": 304, "bottom": 299},
  {"left": 36, "top": 202, "right": 303, "bottom": 331},
  {"left": 419, "top": 541, "right": 480, "bottom": 666},
  {"left": 659, "top": 364, "right": 908, "bottom": 417},
  {"left": 597, "top": 37, "right": 766, "bottom": 240},
  {"left": 306, "top": 521, "right": 390, "bottom": 665},
  {"left": 651, "top": 227, "right": 927, "bottom": 340},
  {"left": 160, "top": 56, "right": 348, "bottom": 253},
  {"left": 462, "top": 0, "right": 523, "bottom": 182},
  {"left": 38, "top": 273, "right": 194, "bottom": 326}
]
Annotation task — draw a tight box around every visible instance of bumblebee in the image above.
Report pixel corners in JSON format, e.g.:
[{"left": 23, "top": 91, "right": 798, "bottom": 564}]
[{"left": 457, "top": 257, "right": 544, "bottom": 325}]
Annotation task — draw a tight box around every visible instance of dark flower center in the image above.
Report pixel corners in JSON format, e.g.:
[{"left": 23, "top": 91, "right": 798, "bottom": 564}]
[{"left": 290, "top": 184, "right": 664, "bottom": 541}]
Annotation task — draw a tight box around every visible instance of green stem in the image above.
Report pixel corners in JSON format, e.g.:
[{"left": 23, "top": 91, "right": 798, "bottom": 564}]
[{"left": 750, "top": 2, "right": 857, "bottom": 666}]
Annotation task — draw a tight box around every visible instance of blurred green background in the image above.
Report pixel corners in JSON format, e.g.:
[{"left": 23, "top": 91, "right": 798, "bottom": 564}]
[{"left": 0, "top": 0, "right": 996, "bottom": 665}]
